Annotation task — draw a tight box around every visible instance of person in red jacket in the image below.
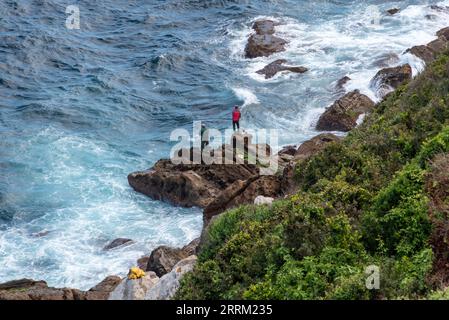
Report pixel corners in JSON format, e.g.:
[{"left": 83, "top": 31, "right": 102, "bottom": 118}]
[{"left": 232, "top": 105, "right": 241, "bottom": 131}]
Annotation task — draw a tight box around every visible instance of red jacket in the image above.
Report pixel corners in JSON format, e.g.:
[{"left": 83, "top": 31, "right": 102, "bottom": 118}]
[{"left": 232, "top": 109, "right": 241, "bottom": 122}]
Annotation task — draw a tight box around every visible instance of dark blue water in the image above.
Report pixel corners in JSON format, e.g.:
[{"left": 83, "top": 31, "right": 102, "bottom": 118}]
[{"left": 1, "top": 0, "right": 447, "bottom": 289}]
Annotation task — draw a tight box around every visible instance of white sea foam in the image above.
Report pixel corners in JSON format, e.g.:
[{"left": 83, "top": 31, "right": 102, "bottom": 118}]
[{"left": 232, "top": 87, "right": 260, "bottom": 108}]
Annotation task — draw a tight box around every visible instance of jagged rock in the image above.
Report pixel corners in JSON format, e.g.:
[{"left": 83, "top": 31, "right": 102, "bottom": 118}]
[
  {"left": 203, "top": 175, "right": 282, "bottom": 224},
  {"left": 254, "top": 195, "right": 274, "bottom": 206},
  {"left": 252, "top": 20, "right": 277, "bottom": 35},
  {"left": 128, "top": 159, "right": 259, "bottom": 208},
  {"left": 316, "top": 90, "right": 375, "bottom": 132},
  {"left": 145, "top": 256, "right": 197, "bottom": 300},
  {"left": 108, "top": 272, "right": 159, "bottom": 300},
  {"left": 84, "top": 276, "right": 122, "bottom": 300},
  {"left": 406, "top": 45, "right": 435, "bottom": 64},
  {"left": 103, "top": 238, "right": 134, "bottom": 250},
  {"left": 146, "top": 246, "right": 189, "bottom": 277},
  {"left": 336, "top": 76, "right": 351, "bottom": 89},
  {"left": 182, "top": 238, "right": 200, "bottom": 256},
  {"left": 256, "top": 59, "right": 308, "bottom": 79},
  {"left": 370, "top": 64, "right": 412, "bottom": 98},
  {"left": 245, "top": 20, "right": 287, "bottom": 59},
  {"left": 387, "top": 8, "right": 400, "bottom": 15},
  {"left": 278, "top": 145, "right": 297, "bottom": 157},
  {"left": 437, "top": 27, "right": 449, "bottom": 40}
]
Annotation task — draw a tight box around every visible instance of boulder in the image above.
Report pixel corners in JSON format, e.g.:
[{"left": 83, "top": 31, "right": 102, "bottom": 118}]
[
  {"left": 108, "top": 272, "right": 159, "bottom": 300},
  {"left": 387, "top": 8, "right": 400, "bottom": 15},
  {"left": 278, "top": 145, "right": 297, "bottom": 157},
  {"left": 256, "top": 59, "right": 308, "bottom": 79},
  {"left": 128, "top": 159, "right": 259, "bottom": 208},
  {"left": 146, "top": 246, "right": 189, "bottom": 277},
  {"left": 203, "top": 175, "right": 282, "bottom": 224},
  {"left": 336, "top": 76, "right": 351, "bottom": 89},
  {"left": 84, "top": 276, "right": 122, "bottom": 300},
  {"left": 406, "top": 45, "right": 435, "bottom": 64},
  {"left": 316, "top": 90, "right": 375, "bottom": 132},
  {"left": 103, "top": 238, "right": 134, "bottom": 250},
  {"left": 437, "top": 27, "right": 449, "bottom": 40},
  {"left": 372, "top": 53, "right": 400, "bottom": 68},
  {"left": 370, "top": 64, "right": 412, "bottom": 98},
  {"left": 182, "top": 238, "right": 200, "bottom": 256},
  {"left": 245, "top": 20, "right": 287, "bottom": 59},
  {"left": 252, "top": 20, "right": 277, "bottom": 35},
  {"left": 144, "top": 255, "right": 197, "bottom": 300},
  {"left": 254, "top": 195, "right": 274, "bottom": 206},
  {"left": 137, "top": 256, "right": 150, "bottom": 270}
]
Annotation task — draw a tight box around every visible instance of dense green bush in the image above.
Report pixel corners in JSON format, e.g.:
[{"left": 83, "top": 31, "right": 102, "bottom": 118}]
[{"left": 176, "top": 51, "right": 449, "bottom": 300}]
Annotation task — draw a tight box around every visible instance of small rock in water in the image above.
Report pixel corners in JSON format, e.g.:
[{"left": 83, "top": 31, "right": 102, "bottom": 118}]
[
  {"left": 103, "top": 238, "right": 134, "bottom": 250},
  {"left": 336, "top": 76, "right": 351, "bottom": 89},
  {"left": 31, "top": 230, "right": 51, "bottom": 238},
  {"left": 387, "top": 8, "right": 400, "bottom": 15}
]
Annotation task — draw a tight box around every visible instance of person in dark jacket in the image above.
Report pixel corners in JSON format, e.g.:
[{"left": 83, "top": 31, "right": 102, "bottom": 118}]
[{"left": 232, "top": 105, "right": 241, "bottom": 131}]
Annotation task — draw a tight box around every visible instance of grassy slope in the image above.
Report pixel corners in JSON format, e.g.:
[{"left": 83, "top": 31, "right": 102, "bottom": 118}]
[{"left": 176, "top": 51, "right": 449, "bottom": 300}]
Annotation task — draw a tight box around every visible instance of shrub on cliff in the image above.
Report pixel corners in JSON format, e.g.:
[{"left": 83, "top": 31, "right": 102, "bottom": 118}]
[{"left": 176, "top": 51, "right": 449, "bottom": 300}]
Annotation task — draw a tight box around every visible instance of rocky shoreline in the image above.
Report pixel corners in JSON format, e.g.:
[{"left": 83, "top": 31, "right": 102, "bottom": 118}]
[{"left": 2, "top": 10, "right": 449, "bottom": 300}]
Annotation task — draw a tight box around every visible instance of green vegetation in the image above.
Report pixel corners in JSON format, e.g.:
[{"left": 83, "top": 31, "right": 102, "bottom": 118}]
[{"left": 176, "top": 51, "right": 449, "bottom": 300}]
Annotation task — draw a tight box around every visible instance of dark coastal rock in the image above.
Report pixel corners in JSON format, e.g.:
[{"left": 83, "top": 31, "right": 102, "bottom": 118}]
[
  {"left": 203, "top": 175, "right": 282, "bottom": 224},
  {"left": 336, "top": 76, "right": 351, "bottom": 89},
  {"left": 387, "top": 8, "right": 400, "bottom": 15},
  {"left": 256, "top": 59, "right": 308, "bottom": 79},
  {"left": 427, "top": 37, "right": 449, "bottom": 53},
  {"left": 406, "top": 45, "right": 435, "bottom": 64},
  {"left": 252, "top": 20, "right": 277, "bottom": 35},
  {"left": 137, "top": 256, "right": 150, "bottom": 270},
  {"left": 128, "top": 159, "right": 259, "bottom": 208},
  {"left": 370, "top": 64, "right": 412, "bottom": 98},
  {"left": 245, "top": 20, "right": 287, "bottom": 59},
  {"left": 316, "top": 90, "right": 375, "bottom": 132},
  {"left": 103, "top": 238, "right": 134, "bottom": 250},
  {"left": 278, "top": 145, "right": 297, "bottom": 157},
  {"left": 146, "top": 246, "right": 189, "bottom": 277},
  {"left": 0, "top": 277, "right": 120, "bottom": 300}
]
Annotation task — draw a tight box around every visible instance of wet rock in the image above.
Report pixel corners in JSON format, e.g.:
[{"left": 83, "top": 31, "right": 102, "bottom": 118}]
[
  {"left": 256, "top": 59, "right": 308, "bottom": 79},
  {"left": 372, "top": 53, "right": 400, "bottom": 68},
  {"left": 336, "top": 76, "right": 351, "bottom": 89},
  {"left": 316, "top": 90, "right": 375, "bottom": 132},
  {"left": 387, "top": 8, "right": 400, "bottom": 15},
  {"left": 108, "top": 272, "right": 159, "bottom": 300},
  {"left": 245, "top": 20, "right": 287, "bottom": 59},
  {"left": 146, "top": 246, "right": 189, "bottom": 277},
  {"left": 406, "top": 45, "right": 435, "bottom": 64},
  {"left": 370, "top": 64, "right": 412, "bottom": 99},
  {"left": 145, "top": 255, "right": 197, "bottom": 300},
  {"left": 103, "top": 238, "right": 134, "bottom": 250}
]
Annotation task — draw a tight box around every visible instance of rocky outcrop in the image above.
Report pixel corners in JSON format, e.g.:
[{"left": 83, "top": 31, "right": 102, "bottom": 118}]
[
  {"left": 387, "top": 8, "right": 400, "bottom": 15},
  {"left": 109, "top": 272, "right": 159, "bottom": 300},
  {"left": 145, "top": 255, "right": 197, "bottom": 300},
  {"left": 203, "top": 175, "right": 282, "bottom": 224},
  {"left": 406, "top": 28, "right": 449, "bottom": 64},
  {"left": 336, "top": 76, "right": 351, "bottom": 89},
  {"left": 316, "top": 90, "right": 375, "bottom": 132},
  {"left": 245, "top": 20, "right": 287, "bottom": 59},
  {"left": 372, "top": 53, "right": 400, "bottom": 68},
  {"left": 370, "top": 64, "right": 412, "bottom": 99},
  {"left": 0, "top": 276, "right": 121, "bottom": 300},
  {"left": 256, "top": 59, "right": 308, "bottom": 79},
  {"left": 146, "top": 246, "right": 189, "bottom": 277},
  {"left": 128, "top": 159, "right": 259, "bottom": 208},
  {"left": 103, "top": 238, "right": 134, "bottom": 250}
]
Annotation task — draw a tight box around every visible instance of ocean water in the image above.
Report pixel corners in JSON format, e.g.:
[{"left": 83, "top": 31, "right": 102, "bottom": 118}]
[{"left": 1, "top": 0, "right": 448, "bottom": 290}]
